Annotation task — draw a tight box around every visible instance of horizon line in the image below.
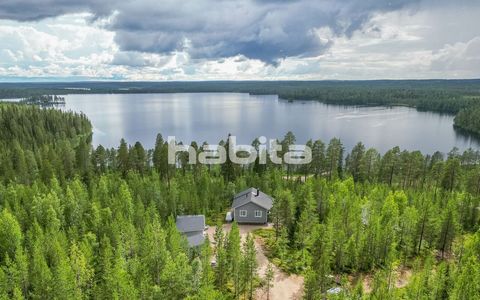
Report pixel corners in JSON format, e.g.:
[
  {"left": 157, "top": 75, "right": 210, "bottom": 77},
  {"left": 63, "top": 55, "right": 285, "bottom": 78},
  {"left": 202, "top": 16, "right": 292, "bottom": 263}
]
[{"left": 1, "top": 78, "right": 480, "bottom": 84}]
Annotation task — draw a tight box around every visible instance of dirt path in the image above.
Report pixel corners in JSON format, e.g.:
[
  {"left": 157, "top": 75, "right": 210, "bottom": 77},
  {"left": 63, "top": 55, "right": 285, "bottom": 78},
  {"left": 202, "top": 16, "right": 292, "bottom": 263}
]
[
  {"left": 206, "top": 224, "right": 304, "bottom": 300},
  {"left": 254, "top": 237, "right": 304, "bottom": 300}
]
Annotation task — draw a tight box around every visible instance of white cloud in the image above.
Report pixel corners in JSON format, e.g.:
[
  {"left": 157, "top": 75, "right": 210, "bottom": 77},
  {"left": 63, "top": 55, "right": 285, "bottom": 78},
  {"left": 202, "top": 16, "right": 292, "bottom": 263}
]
[
  {"left": 267, "top": 5, "right": 480, "bottom": 80},
  {"left": 0, "top": 4, "right": 479, "bottom": 80},
  {"left": 0, "top": 13, "right": 122, "bottom": 78},
  {"left": 431, "top": 37, "right": 480, "bottom": 76}
]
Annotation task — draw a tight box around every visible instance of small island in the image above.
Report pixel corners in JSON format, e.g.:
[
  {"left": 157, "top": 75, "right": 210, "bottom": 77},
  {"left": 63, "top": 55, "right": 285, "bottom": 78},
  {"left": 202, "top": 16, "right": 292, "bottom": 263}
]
[{"left": 20, "top": 95, "right": 66, "bottom": 106}]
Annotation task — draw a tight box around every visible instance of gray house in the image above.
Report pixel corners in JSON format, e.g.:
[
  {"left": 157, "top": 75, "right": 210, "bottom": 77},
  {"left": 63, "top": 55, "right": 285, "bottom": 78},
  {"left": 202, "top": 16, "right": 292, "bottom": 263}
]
[
  {"left": 232, "top": 188, "right": 273, "bottom": 224},
  {"left": 176, "top": 215, "right": 206, "bottom": 247}
]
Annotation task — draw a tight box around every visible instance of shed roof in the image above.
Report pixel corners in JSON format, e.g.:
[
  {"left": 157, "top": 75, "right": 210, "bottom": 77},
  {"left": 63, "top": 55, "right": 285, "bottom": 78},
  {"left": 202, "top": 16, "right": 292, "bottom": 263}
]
[
  {"left": 232, "top": 187, "right": 273, "bottom": 210},
  {"left": 185, "top": 232, "right": 205, "bottom": 247},
  {"left": 176, "top": 215, "right": 205, "bottom": 233}
]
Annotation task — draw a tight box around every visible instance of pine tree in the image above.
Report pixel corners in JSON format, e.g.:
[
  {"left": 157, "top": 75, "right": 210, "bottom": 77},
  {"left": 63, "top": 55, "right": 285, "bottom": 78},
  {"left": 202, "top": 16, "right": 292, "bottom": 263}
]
[
  {"left": 242, "top": 234, "right": 257, "bottom": 300},
  {"left": 117, "top": 139, "right": 129, "bottom": 176},
  {"left": 0, "top": 210, "right": 22, "bottom": 263},
  {"left": 12, "top": 248, "right": 29, "bottom": 298},
  {"left": 311, "top": 139, "right": 326, "bottom": 177},
  {"left": 281, "top": 131, "right": 296, "bottom": 179},
  {"left": 106, "top": 247, "right": 138, "bottom": 299},
  {"left": 69, "top": 242, "right": 93, "bottom": 298},
  {"left": 141, "top": 220, "right": 168, "bottom": 286},
  {"left": 160, "top": 252, "right": 192, "bottom": 299},
  {"left": 53, "top": 251, "right": 78, "bottom": 300},
  {"left": 30, "top": 240, "right": 53, "bottom": 299},
  {"left": 309, "top": 224, "right": 332, "bottom": 299},
  {"left": 226, "top": 222, "right": 241, "bottom": 299},
  {"left": 271, "top": 189, "right": 295, "bottom": 239},
  {"left": 347, "top": 142, "right": 366, "bottom": 182},
  {"left": 200, "top": 238, "right": 214, "bottom": 288},
  {"left": 437, "top": 197, "right": 459, "bottom": 258},
  {"left": 191, "top": 257, "right": 203, "bottom": 294},
  {"left": 264, "top": 263, "right": 274, "bottom": 300},
  {"left": 221, "top": 134, "right": 236, "bottom": 182},
  {"left": 214, "top": 222, "right": 228, "bottom": 290}
]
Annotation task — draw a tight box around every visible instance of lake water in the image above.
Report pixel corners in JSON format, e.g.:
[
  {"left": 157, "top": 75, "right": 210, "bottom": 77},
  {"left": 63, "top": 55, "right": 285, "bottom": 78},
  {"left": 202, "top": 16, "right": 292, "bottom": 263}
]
[{"left": 63, "top": 93, "right": 480, "bottom": 154}]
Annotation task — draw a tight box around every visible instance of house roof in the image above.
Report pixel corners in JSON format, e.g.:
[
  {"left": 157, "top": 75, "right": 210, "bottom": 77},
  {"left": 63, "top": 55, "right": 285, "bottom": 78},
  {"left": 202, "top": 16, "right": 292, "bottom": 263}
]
[
  {"left": 176, "top": 215, "right": 205, "bottom": 233},
  {"left": 185, "top": 232, "right": 205, "bottom": 247},
  {"left": 232, "top": 187, "right": 273, "bottom": 210}
]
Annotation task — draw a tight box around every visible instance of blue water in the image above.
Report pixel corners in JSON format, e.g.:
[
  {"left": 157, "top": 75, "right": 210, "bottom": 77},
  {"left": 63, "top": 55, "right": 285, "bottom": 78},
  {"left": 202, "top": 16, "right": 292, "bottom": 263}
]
[{"left": 62, "top": 93, "right": 480, "bottom": 154}]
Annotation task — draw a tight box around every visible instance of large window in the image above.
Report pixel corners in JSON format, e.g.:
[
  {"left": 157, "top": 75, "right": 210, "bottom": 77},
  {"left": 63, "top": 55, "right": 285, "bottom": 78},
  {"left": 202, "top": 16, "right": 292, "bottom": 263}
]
[
  {"left": 255, "top": 210, "right": 262, "bottom": 218},
  {"left": 239, "top": 210, "right": 247, "bottom": 217}
]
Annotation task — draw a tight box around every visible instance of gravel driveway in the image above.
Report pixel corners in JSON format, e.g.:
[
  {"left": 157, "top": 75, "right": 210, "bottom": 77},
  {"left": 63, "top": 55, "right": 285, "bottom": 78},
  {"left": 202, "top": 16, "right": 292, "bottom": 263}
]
[{"left": 206, "top": 224, "right": 304, "bottom": 300}]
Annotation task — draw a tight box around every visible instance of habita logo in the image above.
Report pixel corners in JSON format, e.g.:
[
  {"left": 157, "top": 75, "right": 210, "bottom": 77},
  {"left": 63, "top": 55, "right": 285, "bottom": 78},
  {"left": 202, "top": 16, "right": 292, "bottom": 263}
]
[{"left": 168, "top": 135, "right": 312, "bottom": 165}]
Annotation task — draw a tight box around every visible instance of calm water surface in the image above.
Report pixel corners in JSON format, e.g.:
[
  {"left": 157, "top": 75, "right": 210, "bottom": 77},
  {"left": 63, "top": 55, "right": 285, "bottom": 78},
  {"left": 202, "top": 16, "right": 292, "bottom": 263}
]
[{"left": 63, "top": 93, "right": 480, "bottom": 154}]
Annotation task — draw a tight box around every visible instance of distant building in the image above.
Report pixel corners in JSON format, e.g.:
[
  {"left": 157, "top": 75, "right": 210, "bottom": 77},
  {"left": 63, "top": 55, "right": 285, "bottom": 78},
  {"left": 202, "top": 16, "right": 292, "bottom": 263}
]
[
  {"left": 232, "top": 188, "right": 273, "bottom": 224},
  {"left": 176, "top": 215, "right": 206, "bottom": 247}
]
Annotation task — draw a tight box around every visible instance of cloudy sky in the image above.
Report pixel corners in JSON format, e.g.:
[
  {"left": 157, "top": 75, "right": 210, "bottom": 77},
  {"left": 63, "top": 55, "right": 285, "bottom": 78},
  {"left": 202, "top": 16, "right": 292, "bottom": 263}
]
[{"left": 0, "top": 0, "right": 479, "bottom": 81}]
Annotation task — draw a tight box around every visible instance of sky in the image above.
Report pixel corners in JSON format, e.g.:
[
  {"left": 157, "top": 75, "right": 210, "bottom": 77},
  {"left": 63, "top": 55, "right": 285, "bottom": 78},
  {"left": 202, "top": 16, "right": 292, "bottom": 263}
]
[{"left": 0, "top": 0, "right": 479, "bottom": 81}]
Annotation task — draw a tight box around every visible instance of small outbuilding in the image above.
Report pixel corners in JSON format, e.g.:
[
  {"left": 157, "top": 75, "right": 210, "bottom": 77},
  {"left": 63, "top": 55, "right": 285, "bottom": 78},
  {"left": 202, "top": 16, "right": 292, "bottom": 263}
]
[
  {"left": 176, "top": 215, "right": 206, "bottom": 247},
  {"left": 232, "top": 187, "right": 273, "bottom": 224}
]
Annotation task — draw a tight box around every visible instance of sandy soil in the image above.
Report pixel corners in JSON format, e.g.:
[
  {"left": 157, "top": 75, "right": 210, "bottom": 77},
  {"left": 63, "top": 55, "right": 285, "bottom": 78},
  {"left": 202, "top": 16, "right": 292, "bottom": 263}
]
[
  {"left": 206, "top": 224, "right": 304, "bottom": 300},
  {"left": 360, "top": 266, "right": 413, "bottom": 294},
  {"left": 394, "top": 267, "right": 413, "bottom": 289},
  {"left": 254, "top": 237, "right": 304, "bottom": 300}
]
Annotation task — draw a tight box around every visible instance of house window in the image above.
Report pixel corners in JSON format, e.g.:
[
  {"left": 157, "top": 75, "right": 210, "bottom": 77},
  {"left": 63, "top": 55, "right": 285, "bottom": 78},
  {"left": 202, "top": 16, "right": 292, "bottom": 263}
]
[
  {"left": 255, "top": 210, "right": 262, "bottom": 218},
  {"left": 239, "top": 210, "right": 247, "bottom": 217}
]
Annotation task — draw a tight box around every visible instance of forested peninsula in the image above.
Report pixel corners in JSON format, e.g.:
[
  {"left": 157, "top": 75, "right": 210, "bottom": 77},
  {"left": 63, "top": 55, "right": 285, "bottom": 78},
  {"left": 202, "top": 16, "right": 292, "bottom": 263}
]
[
  {"left": 1, "top": 103, "right": 480, "bottom": 299},
  {"left": 1, "top": 80, "right": 480, "bottom": 135}
]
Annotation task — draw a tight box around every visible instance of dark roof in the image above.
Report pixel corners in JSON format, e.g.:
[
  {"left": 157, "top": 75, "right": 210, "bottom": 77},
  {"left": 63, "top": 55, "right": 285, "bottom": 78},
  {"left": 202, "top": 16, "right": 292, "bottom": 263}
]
[
  {"left": 176, "top": 215, "right": 205, "bottom": 233},
  {"left": 234, "top": 187, "right": 257, "bottom": 199},
  {"left": 232, "top": 187, "right": 273, "bottom": 210},
  {"left": 185, "top": 232, "right": 205, "bottom": 247}
]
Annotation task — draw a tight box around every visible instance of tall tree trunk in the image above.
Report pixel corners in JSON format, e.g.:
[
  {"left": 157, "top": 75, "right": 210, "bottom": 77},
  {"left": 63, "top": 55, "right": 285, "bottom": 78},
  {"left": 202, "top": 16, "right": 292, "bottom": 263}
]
[
  {"left": 250, "top": 265, "right": 253, "bottom": 300},
  {"left": 476, "top": 176, "right": 480, "bottom": 195},
  {"left": 417, "top": 215, "right": 426, "bottom": 254},
  {"left": 449, "top": 169, "right": 455, "bottom": 192},
  {"left": 440, "top": 217, "right": 451, "bottom": 259},
  {"left": 389, "top": 165, "right": 395, "bottom": 186}
]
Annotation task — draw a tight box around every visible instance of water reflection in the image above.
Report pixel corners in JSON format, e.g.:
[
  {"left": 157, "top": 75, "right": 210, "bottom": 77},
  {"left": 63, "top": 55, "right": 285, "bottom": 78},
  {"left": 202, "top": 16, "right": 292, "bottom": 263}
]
[{"left": 62, "top": 93, "right": 480, "bottom": 154}]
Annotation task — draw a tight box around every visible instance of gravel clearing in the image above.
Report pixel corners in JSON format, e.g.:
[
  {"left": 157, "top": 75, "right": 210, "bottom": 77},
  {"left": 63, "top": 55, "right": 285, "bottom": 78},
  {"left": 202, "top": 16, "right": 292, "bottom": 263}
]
[{"left": 206, "top": 224, "right": 304, "bottom": 300}]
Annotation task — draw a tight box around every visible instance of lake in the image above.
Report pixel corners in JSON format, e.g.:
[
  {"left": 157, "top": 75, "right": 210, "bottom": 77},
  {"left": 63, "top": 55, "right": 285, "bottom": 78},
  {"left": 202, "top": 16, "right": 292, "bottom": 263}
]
[{"left": 62, "top": 93, "right": 480, "bottom": 154}]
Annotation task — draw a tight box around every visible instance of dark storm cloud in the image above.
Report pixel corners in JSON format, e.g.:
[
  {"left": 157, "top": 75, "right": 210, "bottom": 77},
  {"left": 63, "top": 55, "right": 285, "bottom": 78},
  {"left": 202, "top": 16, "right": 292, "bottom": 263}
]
[
  {"left": 0, "top": 0, "right": 462, "bottom": 64},
  {"left": 108, "top": 0, "right": 340, "bottom": 63},
  {"left": 0, "top": 0, "right": 115, "bottom": 21}
]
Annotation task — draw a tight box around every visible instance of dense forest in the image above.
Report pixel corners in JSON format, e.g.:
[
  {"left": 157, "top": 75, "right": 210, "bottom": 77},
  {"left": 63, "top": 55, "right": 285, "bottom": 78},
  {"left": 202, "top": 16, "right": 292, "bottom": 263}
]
[
  {"left": 1, "top": 80, "right": 480, "bottom": 135},
  {"left": 0, "top": 104, "right": 480, "bottom": 299},
  {"left": 1, "top": 81, "right": 480, "bottom": 113},
  {"left": 454, "top": 105, "right": 480, "bottom": 136}
]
